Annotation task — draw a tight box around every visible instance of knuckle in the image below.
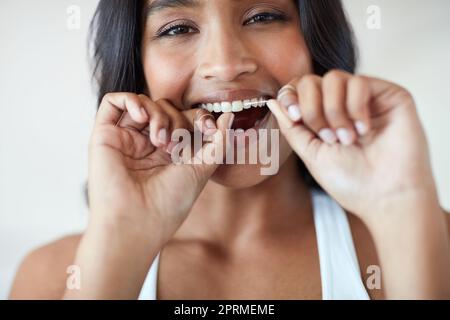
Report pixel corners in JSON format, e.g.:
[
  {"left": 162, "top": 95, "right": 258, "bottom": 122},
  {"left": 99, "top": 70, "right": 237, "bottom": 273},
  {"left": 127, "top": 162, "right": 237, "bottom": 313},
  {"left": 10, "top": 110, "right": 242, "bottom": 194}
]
[
  {"left": 324, "top": 69, "right": 346, "bottom": 83},
  {"left": 352, "top": 75, "right": 367, "bottom": 86},
  {"left": 120, "top": 92, "right": 135, "bottom": 100},
  {"left": 385, "top": 85, "right": 416, "bottom": 109},
  {"left": 350, "top": 76, "right": 370, "bottom": 94},
  {"left": 102, "top": 92, "right": 113, "bottom": 101},
  {"left": 398, "top": 89, "right": 416, "bottom": 110},
  {"left": 397, "top": 86, "right": 414, "bottom": 101},
  {"left": 100, "top": 92, "right": 116, "bottom": 105},
  {"left": 299, "top": 75, "right": 319, "bottom": 91},
  {"left": 128, "top": 94, "right": 141, "bottom": 105}
]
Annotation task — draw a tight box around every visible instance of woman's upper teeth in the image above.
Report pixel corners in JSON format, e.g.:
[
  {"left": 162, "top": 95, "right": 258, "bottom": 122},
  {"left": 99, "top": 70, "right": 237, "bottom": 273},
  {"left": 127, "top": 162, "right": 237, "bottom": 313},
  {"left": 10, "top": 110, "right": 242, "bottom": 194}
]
[{"left": 199, "top": 97, "right": 267, "bottom": 113}]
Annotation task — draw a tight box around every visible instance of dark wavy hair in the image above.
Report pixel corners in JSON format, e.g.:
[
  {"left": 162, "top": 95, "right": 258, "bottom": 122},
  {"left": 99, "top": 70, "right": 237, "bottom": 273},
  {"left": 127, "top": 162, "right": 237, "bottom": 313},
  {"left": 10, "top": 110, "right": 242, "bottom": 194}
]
[{"left": 88, "top": 0, "right": 357, "bottom": 192}]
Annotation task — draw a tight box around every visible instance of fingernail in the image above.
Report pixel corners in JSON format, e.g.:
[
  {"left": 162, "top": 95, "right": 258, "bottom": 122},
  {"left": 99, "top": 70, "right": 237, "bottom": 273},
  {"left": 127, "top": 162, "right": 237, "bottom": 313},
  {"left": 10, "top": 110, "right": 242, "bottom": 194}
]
[
  {"left": 336, "top": 128, "right": 354, "bottom": 146},
  {"left": 319, "top": 128, "right": 337, "bottom": 145},
  {"left": 355, "top": 121, "right": 368, "bottom": 136},
  {"left": 288, "top": 105, "right": 302, "bottom": 122},
  {"left": 158, "top": 128, "right": 168, "bottom": 144},
  {"left": 205, "top": 118, "right": 217, "bottom": 129}
]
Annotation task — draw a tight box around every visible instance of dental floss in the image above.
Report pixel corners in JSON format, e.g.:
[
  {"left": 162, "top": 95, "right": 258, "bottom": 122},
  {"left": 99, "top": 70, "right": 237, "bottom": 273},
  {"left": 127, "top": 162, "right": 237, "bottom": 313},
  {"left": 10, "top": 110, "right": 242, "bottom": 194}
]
[
  {"left": 114, "top": 100, "right": 269, "bottom": 127},
  {"left": 243, "top": 100, "right": 270, "bottom": 107}
]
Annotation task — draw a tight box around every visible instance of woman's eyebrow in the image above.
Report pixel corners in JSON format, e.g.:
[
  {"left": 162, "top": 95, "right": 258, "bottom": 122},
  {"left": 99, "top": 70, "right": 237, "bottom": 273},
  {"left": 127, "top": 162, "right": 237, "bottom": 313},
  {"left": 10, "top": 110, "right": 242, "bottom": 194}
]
[{"left": 145, "top": 0, "right": 201, "bottom": 17}]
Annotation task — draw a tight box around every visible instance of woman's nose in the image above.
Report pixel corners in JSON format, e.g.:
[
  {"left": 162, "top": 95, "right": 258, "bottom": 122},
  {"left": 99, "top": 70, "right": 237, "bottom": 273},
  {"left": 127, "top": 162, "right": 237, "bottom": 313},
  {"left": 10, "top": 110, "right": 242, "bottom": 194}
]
[{"left": 196, "top": 31, "right": 258, "bottom": 82}]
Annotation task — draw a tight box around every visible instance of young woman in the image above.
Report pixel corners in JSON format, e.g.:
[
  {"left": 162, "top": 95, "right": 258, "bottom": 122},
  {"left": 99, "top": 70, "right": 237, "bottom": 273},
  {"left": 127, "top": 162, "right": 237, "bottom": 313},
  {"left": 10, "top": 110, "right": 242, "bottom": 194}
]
[{"left": 10, "top": 0, "right": 450, "bottom": 300}]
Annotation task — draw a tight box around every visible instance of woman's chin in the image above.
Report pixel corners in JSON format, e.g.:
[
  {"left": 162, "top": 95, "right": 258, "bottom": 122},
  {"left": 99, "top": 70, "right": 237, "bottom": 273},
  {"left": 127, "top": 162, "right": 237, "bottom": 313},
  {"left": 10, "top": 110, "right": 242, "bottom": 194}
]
[{"left": 210, "top": 163, "right": 272, "bottom": 189}]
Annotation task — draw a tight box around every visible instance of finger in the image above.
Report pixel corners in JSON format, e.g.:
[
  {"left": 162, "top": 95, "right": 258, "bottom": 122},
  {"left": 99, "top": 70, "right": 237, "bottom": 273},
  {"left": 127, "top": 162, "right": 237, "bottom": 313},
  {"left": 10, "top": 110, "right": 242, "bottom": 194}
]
[
  {"left": 347, "top": 76, "right": 371, "bottom": 136},
  {"left": 267, "top": 97, "right": 294, "bottom": 129},
  {"left": 196, "top": 112, "right": 234, "bottom": 170},
  {"left": 159, "top": 99, "right": 205, "bottom": 154},
  {"left": 139, "top": 96, "right": 171, "bottom": 148},
  {"left": 115, "top": 110, "right": 150, "bottom": 133},
  {"left": 267, "top": 99, "right": 320, "bottom": 163},
  {"left": 276, "top": 79, "right": 302, "bottom": 123},
  {"left": 322, "top": 70, "right": 356, "bottom": 146},
  {"left": 174, "top": 112, "right": 235, "bottom": 184},
  {"left": 297, "top": 75, "right": 337, "bottom": 145},
  {"left": 96, "top": 93, "right": 148, "bottom": 127},
  {"left": 156, "top": 99, "right": 191, "bottom": 132},
  {"left": 360, "top": 75, "right": 414, "bottom": 116},
  {"left": 181, "top": 108, "right": 217, "bottom": 135}
]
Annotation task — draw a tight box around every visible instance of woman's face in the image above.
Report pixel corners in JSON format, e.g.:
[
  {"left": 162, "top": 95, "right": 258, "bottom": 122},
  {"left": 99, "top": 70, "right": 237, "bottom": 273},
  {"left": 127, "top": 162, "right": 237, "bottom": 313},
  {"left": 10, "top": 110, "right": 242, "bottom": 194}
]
[{"left": 141, "top": 0, "right": 312, "bottom": 188}]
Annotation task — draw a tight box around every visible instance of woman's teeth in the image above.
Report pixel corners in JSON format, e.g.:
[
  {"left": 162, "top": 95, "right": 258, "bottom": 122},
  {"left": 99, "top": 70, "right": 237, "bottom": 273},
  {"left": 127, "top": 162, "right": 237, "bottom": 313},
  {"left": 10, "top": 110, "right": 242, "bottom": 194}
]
[{"left": 199, "top": 97, "right": 268, "bottom": 113}]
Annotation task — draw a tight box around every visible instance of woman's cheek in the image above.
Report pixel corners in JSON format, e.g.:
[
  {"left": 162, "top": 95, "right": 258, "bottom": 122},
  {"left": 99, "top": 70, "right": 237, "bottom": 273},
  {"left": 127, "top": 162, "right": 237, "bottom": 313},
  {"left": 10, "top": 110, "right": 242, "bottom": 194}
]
[
  {"left": 260, "top": 32, "right": 312, "bottom": 83},
  {"left": 142, "top": 49, "right": 193, "bottom": 102}
]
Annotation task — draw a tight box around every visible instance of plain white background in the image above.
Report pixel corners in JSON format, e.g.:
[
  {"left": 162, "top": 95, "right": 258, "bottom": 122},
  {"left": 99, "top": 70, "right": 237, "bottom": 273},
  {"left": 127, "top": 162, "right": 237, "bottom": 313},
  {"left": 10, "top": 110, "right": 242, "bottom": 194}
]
[{"left": 0, "top": 0, "right": 449, "bottom": 299}]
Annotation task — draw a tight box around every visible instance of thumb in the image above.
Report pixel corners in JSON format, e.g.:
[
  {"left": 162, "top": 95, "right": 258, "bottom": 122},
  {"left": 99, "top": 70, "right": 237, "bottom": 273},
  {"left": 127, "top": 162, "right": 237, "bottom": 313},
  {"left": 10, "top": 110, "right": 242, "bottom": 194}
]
[
  {"left": 188, "top": 112, "right": 235, "bottom": 180},
  {"left": 266, "top": 99, "right": 321, "bottom": 163},
  {"left": 167, "top": 112, "right": 235, "bottom": 186}
]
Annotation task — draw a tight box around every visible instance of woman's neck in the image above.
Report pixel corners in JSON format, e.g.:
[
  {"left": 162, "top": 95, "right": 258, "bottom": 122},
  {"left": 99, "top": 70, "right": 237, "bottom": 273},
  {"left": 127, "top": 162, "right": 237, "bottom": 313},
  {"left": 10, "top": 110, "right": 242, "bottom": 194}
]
[{"left": 177, "top": 155, "right": 314, "bottom": 248}]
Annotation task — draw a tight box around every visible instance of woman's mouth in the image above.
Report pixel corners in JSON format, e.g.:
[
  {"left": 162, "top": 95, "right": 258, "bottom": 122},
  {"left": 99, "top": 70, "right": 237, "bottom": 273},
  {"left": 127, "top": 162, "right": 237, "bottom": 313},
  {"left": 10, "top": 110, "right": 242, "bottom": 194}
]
[{"left": 194, "top": 96, "right": 272, "bottom": 130}]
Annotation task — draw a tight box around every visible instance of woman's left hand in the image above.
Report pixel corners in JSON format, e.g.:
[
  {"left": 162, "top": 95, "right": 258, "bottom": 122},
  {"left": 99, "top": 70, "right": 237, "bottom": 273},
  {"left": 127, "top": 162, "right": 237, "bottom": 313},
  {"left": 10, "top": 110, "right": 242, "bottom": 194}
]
[{"left": 267, "top": 70, "right": 437, "bottom": 220}]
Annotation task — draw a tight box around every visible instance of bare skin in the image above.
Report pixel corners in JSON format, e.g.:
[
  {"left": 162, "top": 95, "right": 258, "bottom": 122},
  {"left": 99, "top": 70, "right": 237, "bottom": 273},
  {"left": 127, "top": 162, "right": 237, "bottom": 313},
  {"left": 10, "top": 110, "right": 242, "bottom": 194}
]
[
  {"left": 9, "top": 199, "right": 389, "bottom": 300},
  {"left": 9, "top": 146, "right": 450, "bottom": 299},
  {"left": 9, "top": 0, "right": 450, "bottom": 299}
]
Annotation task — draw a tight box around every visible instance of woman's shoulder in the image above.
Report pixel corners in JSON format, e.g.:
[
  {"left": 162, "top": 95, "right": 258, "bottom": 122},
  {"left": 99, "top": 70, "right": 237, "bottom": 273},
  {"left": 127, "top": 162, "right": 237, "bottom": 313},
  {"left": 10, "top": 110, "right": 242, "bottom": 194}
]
[{"left": 9, "top": 234, "right": 83, "bottom": 300}]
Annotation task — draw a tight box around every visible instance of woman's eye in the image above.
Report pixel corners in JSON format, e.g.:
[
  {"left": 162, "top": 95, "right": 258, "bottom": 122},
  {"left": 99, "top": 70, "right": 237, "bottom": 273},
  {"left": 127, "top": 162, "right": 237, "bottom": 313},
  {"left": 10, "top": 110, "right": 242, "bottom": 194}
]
[
  {"left": 245, "top": 12, "right": 286, "bottom": 25},
  {"left": 157, "top": 24, "right": 196, "bottom": 38},
  {"left": 155, "top": 12, "right": 286, "bottom": 38}
]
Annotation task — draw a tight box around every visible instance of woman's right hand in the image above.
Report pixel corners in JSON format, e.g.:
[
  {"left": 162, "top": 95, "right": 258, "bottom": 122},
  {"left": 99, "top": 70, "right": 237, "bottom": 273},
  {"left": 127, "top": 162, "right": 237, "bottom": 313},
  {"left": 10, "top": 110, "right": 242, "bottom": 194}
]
[{"left": 88, "top": 93, "right": 234, "bottom": 246}]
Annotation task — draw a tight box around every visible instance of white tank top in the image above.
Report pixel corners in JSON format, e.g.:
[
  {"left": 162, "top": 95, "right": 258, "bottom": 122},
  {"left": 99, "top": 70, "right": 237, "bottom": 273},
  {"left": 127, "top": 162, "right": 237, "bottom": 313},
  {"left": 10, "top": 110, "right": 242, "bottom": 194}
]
[{"left": 138, "top": 189, "right": 370, "bottom": 300}]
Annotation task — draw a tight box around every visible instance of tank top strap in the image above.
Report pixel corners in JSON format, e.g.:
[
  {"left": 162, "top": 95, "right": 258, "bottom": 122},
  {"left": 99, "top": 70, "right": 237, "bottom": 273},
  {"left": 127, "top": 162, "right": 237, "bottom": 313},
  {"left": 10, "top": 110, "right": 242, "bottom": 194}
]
[
  {"left": 138, "top": 252, "right": 160, "bottom": 300},
  {"left": 139, "top": 190, "right": 370, "bottom": 300},
  {"left": 311, "top": 189, "right": 370, "bottom": 300}
]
